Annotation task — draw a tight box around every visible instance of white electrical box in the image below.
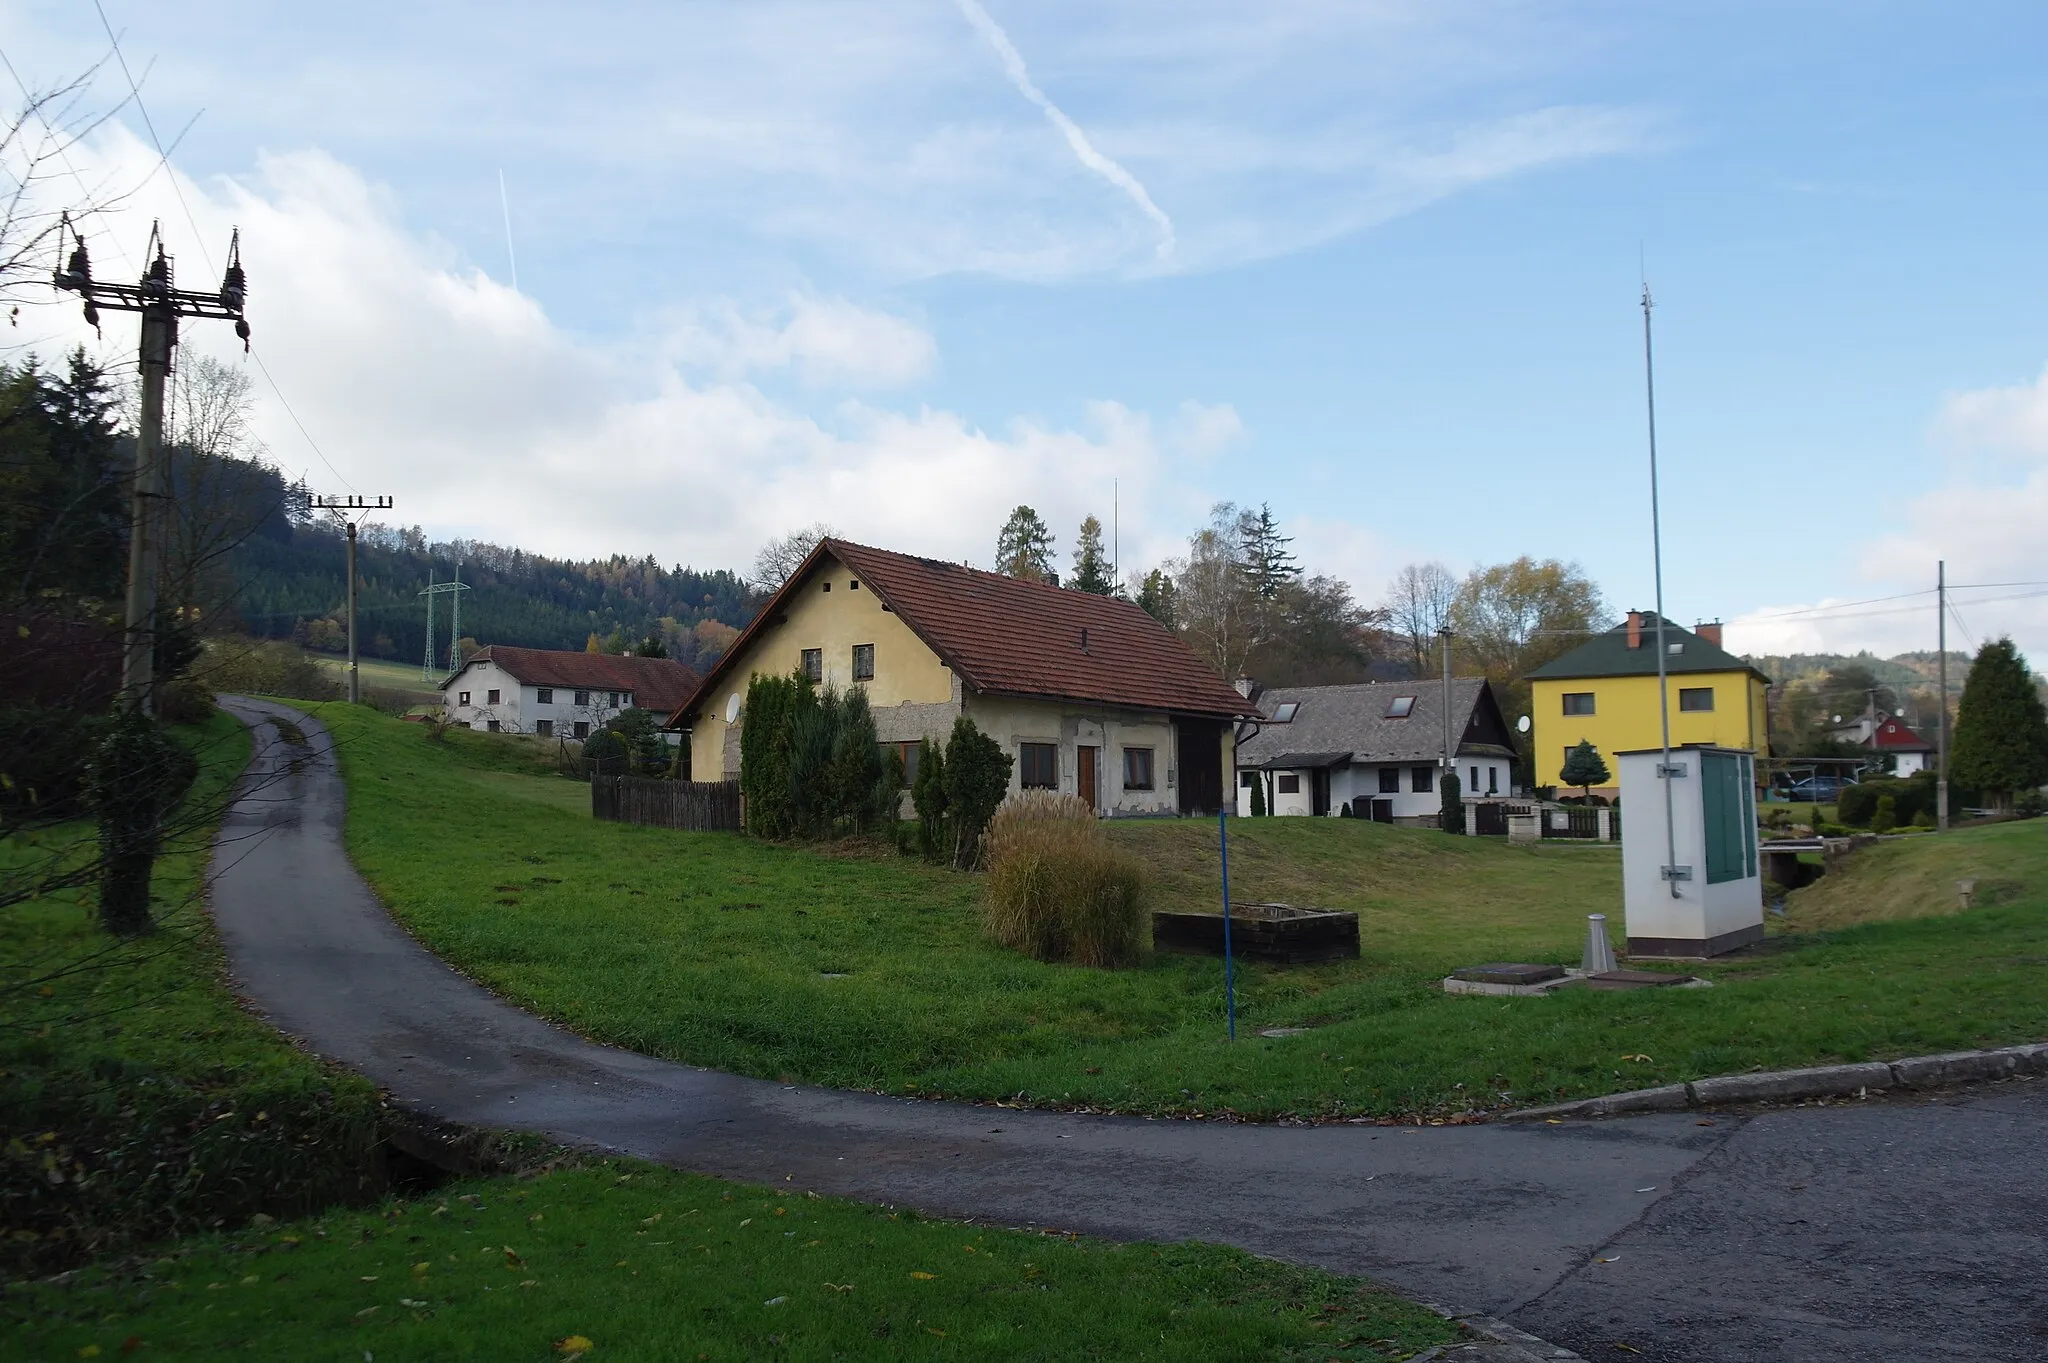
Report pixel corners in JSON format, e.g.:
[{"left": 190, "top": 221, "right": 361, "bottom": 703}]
[{"left": 1618, "top": 745, "right": 1763, "bottom": 958}]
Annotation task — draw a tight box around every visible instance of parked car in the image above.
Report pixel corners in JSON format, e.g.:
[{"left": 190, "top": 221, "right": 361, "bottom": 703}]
[{"left": 1784, "top": 774, "right": 1858, "bottom": 801}]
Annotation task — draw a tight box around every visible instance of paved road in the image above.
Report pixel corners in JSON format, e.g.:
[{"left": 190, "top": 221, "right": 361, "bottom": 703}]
[{"left": 210, "top": 698, "right": 2048, "bottom": 1360}]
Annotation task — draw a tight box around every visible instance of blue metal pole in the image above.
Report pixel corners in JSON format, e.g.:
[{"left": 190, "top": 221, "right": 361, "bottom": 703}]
[{"left": 1219, "top": 803, "right": 1235, "bottom": 1040}]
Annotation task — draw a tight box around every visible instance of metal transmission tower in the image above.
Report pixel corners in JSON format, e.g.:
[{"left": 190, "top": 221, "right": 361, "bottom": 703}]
[
  {"left": 51, "top": 216, "right": 250, "bottom": 713},
  {"left": 309, "top": 495, "right": 394, "bottom": 703},
  {"left": 419, "top": 566, "right": 470, "bottom": 682}
]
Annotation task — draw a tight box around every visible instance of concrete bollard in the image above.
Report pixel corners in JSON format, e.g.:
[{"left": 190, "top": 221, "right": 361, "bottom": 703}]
[{"left": 1582, "top": 913, "right": 1618, "bottom": 974}]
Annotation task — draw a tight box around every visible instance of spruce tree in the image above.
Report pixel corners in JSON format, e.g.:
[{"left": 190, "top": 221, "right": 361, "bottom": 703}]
[
  {"left": 1950, "top": 637, "right": 2048, "bottom": 812},
  {"left": 1071, "top": 516, "right": 1114, "bottom": 594},
  {"left": 994, "top": 506, "right": 1057, "bottom": 583},
  {"left": 1135, "top": 568, "right": 1177, "bottom": 626},
  {"left": 1236, "top": 502, "right": 1300, "bottom": 600},
  {"left": 1559, "top": 740, "right": 1612, "bottom": 801}
]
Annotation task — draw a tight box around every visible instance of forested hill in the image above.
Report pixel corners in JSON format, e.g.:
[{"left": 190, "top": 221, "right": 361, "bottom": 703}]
[{"left": 234, "top": 517, "right": 756, "bottom": 672}]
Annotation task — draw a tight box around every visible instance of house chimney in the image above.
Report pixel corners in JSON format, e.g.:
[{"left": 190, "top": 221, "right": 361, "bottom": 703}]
[
  {"left": 1626, "top": 611, "right": 1643, "bottom": 650},
  {"left": 1695, "top": 619, "right": 1723, "bottom": 648},
  {"left": 1233, "top": 675, "right": 1255, "bottom": 698}
]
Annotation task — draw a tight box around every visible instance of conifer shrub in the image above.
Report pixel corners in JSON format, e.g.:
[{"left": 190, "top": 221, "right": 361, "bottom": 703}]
[
  {"left": 941, "top": 715, "right": 1012, "bottom": 869},
  {"left": 1869, "top": 792, "right": 1898, "bottom": 834},
  {"left": 1249, "top": 774, "right": 1267, "bottom": 817},
  {"left": 911, "top": 736, "right": 947, "bottom": 861},
  {"left": 1438, "top": 771, "right": 1463, "bottom": 833},
  {"left": 982, "top": 790, "right": 1147, "bottom": 967},
  {"left": 739, "top": 670, "right": 807, "bottom": 838}
]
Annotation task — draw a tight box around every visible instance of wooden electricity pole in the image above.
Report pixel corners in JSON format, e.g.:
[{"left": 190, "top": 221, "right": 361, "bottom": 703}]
[
  {"left": 52, "top": 216, "right": 250, "bottom": 713},
  {"left": 310, "top": 496, "right": 395, "bottom": 703}
]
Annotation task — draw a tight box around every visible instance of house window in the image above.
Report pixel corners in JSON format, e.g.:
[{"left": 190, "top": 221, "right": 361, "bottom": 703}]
[
  {"left": 1277, "top": 773, "right": 1301, "bottom": 794},
  {"left": 801, "top": 648, "right": 823, "bottom": 683},
  {"left": 1378, "top": 767, "right": 1401, "bottom": 794},
  {"left": 1469, "top": 766, "right": 1479, "bottom": 791},
  {"left": 1679, "top": 687, "right": 1715, "bottom": 712},
  {"left": 1385, "top": 695, "right": 1416, "bottom": 718},
  {"left": 574, "top": 689, "right": 591, "bottom": 706},
  {"left": 1020, "top": 742, "right": 1059, "bottom": 790},
  {"left": 1240, "top": 771, "right": 1258, "bottom": 788},
  {"left": 537, "top": 687, "right": 553, "bottom": 704},
  {"left": 1488, "top": 766, "right": 1499, "bottom": 794},
  {"left": 573, "top": 721, "right": 590, "bottom": 740},
  {"left": 887, "top": 740, "right": 921, "bottom": 787},
  {"left": 487, "top": 719, "right": 501, "bottom": 732},
  {"left": 1562, "top": 692, "right": 1596, "bottom": 716},
  {"left": 850, "top": 579, "right": 860, "bottom": 590},
  {"left": 487, "top": 688, "right": 501, "bottom": 704},
  {"left": 1123, "top": 747, "right": 1155, "bottom": 790},
  {"left": 1270, "top": 701, "right": 1299, "bottom": 723},
  {"left": 1412, "top": 765, "right": 1434, "bottom": 793},
  {"left": 621, "top": 692, "right": 632, "bottom": 707},
  {"left": 822, "top": 581, "right": 832, "bottom": 592},
  {"left": 852, "top": 644, "right": 875, "bottom": 681},
  {"left": 458, "top": 691, "right": 470, "bottom": 706},
  {"left": 534, "top": 719, "right": 553, "bottom": 737},
  {"left": 608, "top": 691, "right": 621, "bottom": 707}
]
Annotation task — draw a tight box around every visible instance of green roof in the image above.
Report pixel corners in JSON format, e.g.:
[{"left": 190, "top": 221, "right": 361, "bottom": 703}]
[{"left": 1524, "top": 613, "right": 1772, "bottom": 683}]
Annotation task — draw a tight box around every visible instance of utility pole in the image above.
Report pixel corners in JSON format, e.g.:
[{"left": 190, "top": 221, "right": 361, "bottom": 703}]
[
  {"left": 52, "top": 216, "right": 249, "bottom": 713},
  {"left": 1641, "top": 281, "right": 1685, "bottom": 898},
  {"left": 1439, "top": 627, "right": 1456, "bottom": 808},
  {"left": 310, "top": 495, "right": 394, "bottom": 703},
  {"left": 1937, "top": 560, "right": 1949, "bottom": 833}
]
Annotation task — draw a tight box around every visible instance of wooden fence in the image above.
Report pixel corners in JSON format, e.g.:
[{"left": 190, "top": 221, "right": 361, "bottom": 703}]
[{"left": 591, "top": 776, "right": 742, "bottom": 832}]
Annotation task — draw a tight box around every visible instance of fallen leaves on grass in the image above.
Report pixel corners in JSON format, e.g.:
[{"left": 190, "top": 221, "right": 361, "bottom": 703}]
[
  {"left": 910, "top": 1271, "right": 937, "bottom": 1281},
  {"left": 555, "top": 1335, "right": 595, "bottom": 1357}
]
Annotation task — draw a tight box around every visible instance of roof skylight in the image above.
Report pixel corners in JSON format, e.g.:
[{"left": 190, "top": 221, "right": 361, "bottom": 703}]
[
  {"left": 1386, "top": 695, "right": 1416, "bottom": 718},
  {"left": 1271, "top": 701, "right": 1299, "bottom": 723}
]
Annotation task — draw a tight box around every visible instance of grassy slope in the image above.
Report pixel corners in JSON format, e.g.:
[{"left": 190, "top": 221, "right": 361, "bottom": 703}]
[
  {"left": 313, "top": 654, "right": 441, "bottom": 693},
  {"left": 315, "top": 704, "right": 2048, "bottom": 1120},
  {"left": 1785, "top": 820, "right": 2044, "bottom": 930},
  {"left": 12, "top": 1163, "right": 1455, "bottom": 1362},
  {"left": 0, "top": 711, "right": 386, "bottom": 1272}
]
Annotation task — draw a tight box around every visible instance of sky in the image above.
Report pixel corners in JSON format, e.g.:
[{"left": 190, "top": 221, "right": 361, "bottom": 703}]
[{"left": 5, "top": 0, "right": 2047, "bottom": 665}]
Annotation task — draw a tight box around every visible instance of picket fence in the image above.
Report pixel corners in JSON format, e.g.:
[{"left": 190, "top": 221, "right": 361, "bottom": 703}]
[{"left": 590, "top": 775, "right": 742, "bottom": 832}]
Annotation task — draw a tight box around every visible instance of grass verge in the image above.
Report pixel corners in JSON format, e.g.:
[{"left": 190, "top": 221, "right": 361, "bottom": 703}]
[
  {"left": 311, "top": 703, "right": 2048, "bottom": 1121},
  {"left": 0, "top": 709, "right": 386, "bottom": 1276},
  {"left": 1783, "top": 819, "right": 2043, "bottom": 930},
  {"left": 8, "top": 1161, "right": 1458, "bottom": 1361}
]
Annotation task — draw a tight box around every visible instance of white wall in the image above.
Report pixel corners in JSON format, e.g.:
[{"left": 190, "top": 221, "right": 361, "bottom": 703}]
[
  {"left": 1234, "top": 760, "right": 1453, "bottom": 818},
  {"left": 963, "top": 694, "right": 1186, "bottom": 816},
  {"left": 443, "top": 660, "right": 636, "bottom": 736}
]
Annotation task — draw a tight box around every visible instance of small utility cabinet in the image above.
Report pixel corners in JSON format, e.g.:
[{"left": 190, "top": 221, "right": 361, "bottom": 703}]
[{"left": 1618, "top": 744, "right": 1763, "bottom": 957}]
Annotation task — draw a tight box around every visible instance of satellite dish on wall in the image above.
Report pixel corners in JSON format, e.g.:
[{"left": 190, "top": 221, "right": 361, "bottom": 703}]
[
  {"left": 725, "top": 693, "right": 742, "bottom": 724},
  {"left": 1517, "top": 715, "right": 1531, "bottom": 733}
]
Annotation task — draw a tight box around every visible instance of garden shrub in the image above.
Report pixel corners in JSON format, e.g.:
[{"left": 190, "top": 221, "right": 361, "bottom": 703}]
[
  {"left": 739, "top": 671, "right": 807, "bottom": 838},
  {"left": 941, "top": 715, "right": 1013, "bottom": 869},
  {"left": 1249, "top": 774, "right": 1267, "bottom": 817},
  {"left": 196, "top": 638, "right": 343, "bottom": 702},
  {"left": 156, "top": 676, "right": 218, "bottom": 724},
  {"left": 1438, "top": 771, "right": 1463, "bottom": 833},
  {"left": 911, "top": 736, "right": 947, "bottom": 860},
  {"left": 2017, "top": 787, "right": 2046, "bottom": 818},
  {"left": 982, "top": 790, "right": 1147, "bottom": 967},
  {"left": 1870, "top": 792, "right": 1898, "bottom": 834},
  {"left": 744, "top": 675, "right": 903, "bottom": 839},
  {"left": 0, "top": 706, "right": 110, "bottom": 827}
]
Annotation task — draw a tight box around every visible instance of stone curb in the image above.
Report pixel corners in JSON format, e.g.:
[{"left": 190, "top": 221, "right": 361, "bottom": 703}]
[
  {"left": 1417, "top": 1303, "right": 1588, "bottom": 1361},
  {"left": 1504, "top": 1041, "right": 2048, "bottom": 1122}
]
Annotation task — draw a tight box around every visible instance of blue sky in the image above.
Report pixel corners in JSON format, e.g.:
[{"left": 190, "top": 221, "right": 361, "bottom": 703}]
[{"left": 8, "top": 0, "right": 2047, "bottom": 660}]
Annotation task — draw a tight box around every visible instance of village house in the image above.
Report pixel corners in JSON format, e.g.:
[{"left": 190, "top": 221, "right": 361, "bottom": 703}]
[
  {"left": 1233, "top": 678, "right": 1518, "bottom": 821},
  {"left": 439, "top": 646, "right": 700, "bottom": 738},
  {"left": 668, "top": 539, "right": 1252, "bottom": 815},
  {"left": 1827, "top": 709, "right": 1936, "bottom": 777},
  {"left": 1525, "top": 612, "right": 1770, "bottom": 799}
]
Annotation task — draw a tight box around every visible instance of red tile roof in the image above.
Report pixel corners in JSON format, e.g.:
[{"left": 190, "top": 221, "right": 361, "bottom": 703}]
[
  {"left": 449, "top": 646, "right": 700, "bottom": 712},
  {"left": 672, "top": 538, "right": 1253, "bottom": 724}
]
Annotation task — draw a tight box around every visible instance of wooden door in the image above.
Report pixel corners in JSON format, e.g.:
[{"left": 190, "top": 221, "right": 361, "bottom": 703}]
[{"left": 1077, "top": 745, "right": 1099, "bottom": 811}]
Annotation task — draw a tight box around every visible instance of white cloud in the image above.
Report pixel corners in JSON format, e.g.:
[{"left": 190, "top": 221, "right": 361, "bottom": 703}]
[
  {"left": 1732, "top": 365, "right": 2048, "bottom": 662},
  {"left": 24, "top": 126, "right": 1228, "bottom": 580}
]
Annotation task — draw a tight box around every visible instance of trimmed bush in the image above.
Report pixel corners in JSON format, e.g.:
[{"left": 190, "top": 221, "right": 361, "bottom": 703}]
[
  {"left": 941, "top": 715, "right": 1013, "bottom": 869},
  {"left": 1870, "top": 792, "right": 1898, "bottom": 834},
  {"left": 911, "top": 736, "right": 947, "bottom": 861},
  {"left": 1438, "top": 771, "right": 1463, "bottom": 833},
  {"left": 982, "top": 791, "right": 1147, "bottom": 967}
]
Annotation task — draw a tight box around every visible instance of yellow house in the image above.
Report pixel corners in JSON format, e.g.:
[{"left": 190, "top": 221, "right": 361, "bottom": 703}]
[
  {"left": 668, "top": 539, "right": 1252, "bottom": 816},
  {"left": 1526, "top": 612, "right": 1770, "bottom": 797}
]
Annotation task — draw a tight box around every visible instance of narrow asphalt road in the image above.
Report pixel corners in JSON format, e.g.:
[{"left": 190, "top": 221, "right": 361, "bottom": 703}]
[{"left": 209, "top": 698, "right": 2048, "bottom": 1360}]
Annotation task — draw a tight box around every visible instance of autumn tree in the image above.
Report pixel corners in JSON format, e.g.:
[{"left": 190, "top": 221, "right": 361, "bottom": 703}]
[
  {"left": 1382, "top": 561, "right": 1458, "bottom": 677},
  {"left": 1950, "top": 638, "right": 2048, "bottom": 813},
  {"left": 1071, "top": 516, "right": 1114, "bottom": 594},
  {"left": 751, "top": 523, "right": 832, "bottom": 590},
  {"left": 995, "top": 506, "right": 1057, "bottom": 583},
  {"left": 1449, "top": 557, "right": 1609, "bottom": 682}
]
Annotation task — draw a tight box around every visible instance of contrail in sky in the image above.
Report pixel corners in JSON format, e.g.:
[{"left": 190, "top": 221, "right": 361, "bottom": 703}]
[{"left": 954, "top": 0, "right": 1175, "bottom": 261}]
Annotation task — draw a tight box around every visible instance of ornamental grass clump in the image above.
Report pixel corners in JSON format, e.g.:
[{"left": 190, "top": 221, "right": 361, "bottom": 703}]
[{"left": 982, "top": 790, "right": 1148, "bottom": 968}]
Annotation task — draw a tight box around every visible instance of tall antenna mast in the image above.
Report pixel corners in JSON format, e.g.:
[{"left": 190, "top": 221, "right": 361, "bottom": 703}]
[
  {"left": 499, "top": 170, "right": 519, "bottom": 292},
  {"left": 1643, "top": 279, "right": 1682, "bottom": 900}
]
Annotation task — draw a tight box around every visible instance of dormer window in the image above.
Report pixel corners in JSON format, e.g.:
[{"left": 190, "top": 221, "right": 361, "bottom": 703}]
[
  {"left": 1385, "top": 695, "right": 1416, "bottom": 719},
  {"left": 1271, "top": 701, "right": 1299, "bottom": 723}
]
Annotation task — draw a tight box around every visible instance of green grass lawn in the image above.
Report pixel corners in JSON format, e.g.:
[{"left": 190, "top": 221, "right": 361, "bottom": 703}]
[
  {"left": 313, "top": 653, "right": 442, "bottom": 693},
  {"left": 311, "top": 703, "right": 2048, "bottom": 1121},
  {"left": 10, "top": 1162, "right": 1456, "bottom": 1361}
]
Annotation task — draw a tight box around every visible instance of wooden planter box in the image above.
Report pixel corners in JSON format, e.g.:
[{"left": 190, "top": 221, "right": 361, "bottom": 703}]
[{"left": 1152, "top": 901, "right": 1360, "bottom": 965}]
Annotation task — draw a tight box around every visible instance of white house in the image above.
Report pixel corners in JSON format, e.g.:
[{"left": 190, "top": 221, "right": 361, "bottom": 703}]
[
  {"left": 439, "top": 646, "right": 700, "bottom": 739},
  {"left": 1826, "top": 709, "right": 1935, "bottom": 777},
  {"left": 1233, "top": 678, "right": 1520, "bottom": 822}
]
